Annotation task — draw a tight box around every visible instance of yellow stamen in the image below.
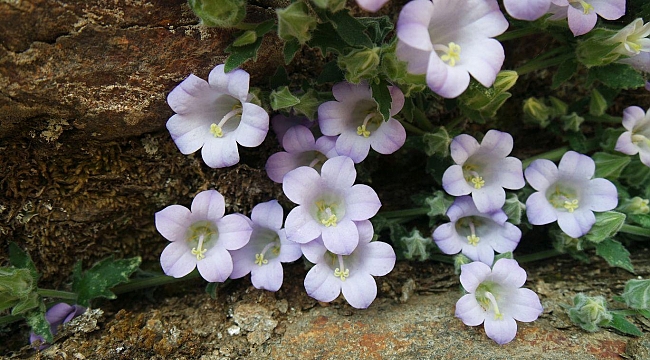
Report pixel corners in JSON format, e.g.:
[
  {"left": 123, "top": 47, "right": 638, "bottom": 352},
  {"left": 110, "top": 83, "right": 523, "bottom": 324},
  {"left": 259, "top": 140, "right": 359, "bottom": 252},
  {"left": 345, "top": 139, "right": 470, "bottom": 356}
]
[
  {"left": 471, "top": 176, "right": 485, "bottom": 189},
  {"left": 255, "top": 253, "right": 268, "bottom": 266},
  {"left": 439, "top": 42, "right": 461, "bottom": 67},
  {"left": 210, "top": 123, "right": 223, "bottom": 138},
  {"left": 467, "top": 221, "right": 480, "bottom": 246},
  {"left": 356, "top": 112, "right": 375, "bottom": 138},
  {"left": 191, "top": 235, "right": 207, "bottom": 260},
  {"left": 209, "top": 106, "right": 242, "bottom": 138},
  {"left": 334, "top": 254, "right": 350, "bottom": 281},
  {"left": 563, "top": 199, "right": 579, "bottom": 213},
  {"left": 316, "top": 201, "right": 338, "bottom": 227},
  {"left": 485, "top": 292, "right": 503, "bottom": 320}
]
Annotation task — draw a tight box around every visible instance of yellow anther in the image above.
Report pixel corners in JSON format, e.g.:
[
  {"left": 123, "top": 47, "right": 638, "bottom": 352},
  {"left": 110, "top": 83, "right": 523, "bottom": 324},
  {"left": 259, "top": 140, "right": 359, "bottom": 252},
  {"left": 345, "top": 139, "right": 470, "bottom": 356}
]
[
  {"left": 440, "top": 42, "right": 461, "bottom": 67},
  {"left": 356, "top": 124, "right": 371, "bottom": 138},
  {"left": 571, "top": 0, "right": 593, "bottom": 14},
  {"left": 321, "top": 214, "right": 338, "bottom": 227},
  {"left": 467, "top": 234, "right": 480, "bottom": 246},
  {"left": 334, "top": 268, "right": 350, "bottom": 281},
  {"left": 210, "top": 123, "right": 223, "bottom": 138},
  {"left": 191, "top": 247, "right": 207, "bottom": 260},
  {"left": 563, "top": 199, "right": 579, "bottom": 213},
  {"left": 471, "top": 176, "right": 485, "bottom": 189},
  {"left": 255, "top": 253, "right": 268, "bottom": 266}
]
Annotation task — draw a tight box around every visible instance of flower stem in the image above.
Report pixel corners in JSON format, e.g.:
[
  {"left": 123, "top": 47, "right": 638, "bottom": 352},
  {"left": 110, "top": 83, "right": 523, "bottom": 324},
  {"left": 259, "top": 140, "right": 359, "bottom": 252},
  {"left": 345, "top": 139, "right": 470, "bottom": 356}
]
[
  {"left": 619, "top": 224, "right": 650, "bottom": 238},
  {"left": 380, "top": 207, "right": 429, "bottom": 219},
  {"left": 516, "top": 249, "right": 564, "bottom": 263},
  {"left": 496, "top": 27, "right": 541, "bottom": 42},
  {"left": 37, "top": 289, "right": 78, "bottom": 300},
  {"left": 112, "top": 271, "right": 201, "bottom": 295},
  {"left": 398, "top": 119, "right": 426, "bottom": 135},
  {"left": 522, "top": 146, "right": 569, "bottom": 168},
  {"left": 429, "top": 254, "right": 454, "bottom": 264},
  {"left": 515, "top": 52, "right": 575, "bottom": 76}
]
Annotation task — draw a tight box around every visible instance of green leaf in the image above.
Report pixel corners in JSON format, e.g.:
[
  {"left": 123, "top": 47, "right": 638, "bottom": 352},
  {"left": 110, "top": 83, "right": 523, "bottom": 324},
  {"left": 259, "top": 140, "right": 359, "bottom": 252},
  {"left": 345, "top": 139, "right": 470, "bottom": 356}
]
[
  {"left": 592, "top": 152, "right": 631, "bottom": 179},
  {"left": 608, "top": 313, "right": 642, "bottom": 336},
  {"left": 587, "top": 63, "right": 645, "bottom": 90},
  {"left": 424, "top": 190, "right": 453, "bottom": 219},
  {"left": 594, "top": 239, "right": 634, "bottom": 273},
  {"left": 232, "top": 30, "right": 257, "bottom": 47},
  {"left": 224, "top": 20, "right": 275, "bottom": 71},
  {"left": 551, "top": 59, "right": 577, "bottom": 89},
  {"left": 316, "top": 60, "right": 345, "bottom": 84},
  {"left": 269, "top": 66, "right": 289, "bottom": 89},
  {"left": 308, "top": 22, "right": 349, "bottom": 55},
  {"left": 205, "top": 282, "right": 219, "bottom": 299},
  {"left": 270, "top": 86, "right": 300, "bottom": 110},
  {"left": 622, "top": 158, "right": 650, "bottom": 193},
  {"left": 9, "top": 242, "right": 39, "bottom": 282},
  {"left": 283, "top": 38, "right": 301, "bottom": 64},
  {"left": 503, "top": 193, "right": 526, "bottom": 225},
  {"left": 370, "top": 79, "right": 392, "bottom": 121},
  {"left": 294, "top": 89, "right": 321, "bottom": 120},
  {"left": 629, "top": 214, "right": 650, "bottom": 228},
  {"left": 584, "top": 211, "right": 626, "bottom": 244},
  {"left": 11, "top": 291, "right": 40, "bottom": 315},
  {"left": 621, "top": 279, "right": 650, "bottom": 310},
  {"left": 422, "top": 127, "right": 452, "bottom": 158},
  {"left": 326, "top": 9, "right": 373, "bottom": 48},
  {"left": 26, "top": 306, "right": 53, "bottom": 343},
  {"left": 277, "top": 2, "right": 317, "bottom": 44},
  {"left": 72, "top": 256, "right": 142, "bottom": 307},
  {"left": 638, "top": 309, "right": 650, "bottom": 319},
  {"left": 357, "top": 16, "right": 394, "bottom": 45}
]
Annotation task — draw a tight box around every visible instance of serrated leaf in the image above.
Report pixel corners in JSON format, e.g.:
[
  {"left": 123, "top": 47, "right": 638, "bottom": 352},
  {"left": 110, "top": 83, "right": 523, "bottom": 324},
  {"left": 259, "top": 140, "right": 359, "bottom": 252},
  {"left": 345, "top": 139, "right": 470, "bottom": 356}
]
[
  {"left": 308, "top": 22, "right": 348, "bottom": 55},
  {"left": 587, "top": 63, "right": 645, "bottom": 90},
  {"left": 26, "top": 306, "right": 53, "bottom": 343},
  {"left": 551, "top": 59, "right": 577, "bottom": 89},
  {"left": 72, "top": 256, "right": 141, "bottom": 306},
  {"left": 294, "top": 89, "right": 320, "bottom": 120},
  {"left": 270, "top": 86, "right": 300, "bottom": 110},
  {"left": 592, "top": 152, "right": 631, "bottom": 179},
  {"left": 9, "top": 242, "right": 39, "bottom": 282},
  {"left": 11, "top": 291, "right": 40, "bottom": 315},
  {"left": 594, "top": 239, "right": 634, "bottom": 273},
  {"left": 316, "top": 60, "right": 344, "bottom": 84},
  {"left": 629, "top": 214, "right": 650, "bottom": 228},
  {"left": 608, "top": 313, "right": 642, "bottom": 336},
  {"left": 585, "top": 211, "right": 626, "bottom": 244},
  {"left": 357, "top": 16, "right": 393, "bottom": 45},
  {"left": 370, "top": 79, "right": 392, "bottom": 121},
  {"left": 224, "top": 20, "right": 275, "bottom": 71},
  {"left": 326, "top": 9, "right": 373, "bottom": 48},
  {"left": 283, "top": 38, "right": 301, "bottom": 64}
]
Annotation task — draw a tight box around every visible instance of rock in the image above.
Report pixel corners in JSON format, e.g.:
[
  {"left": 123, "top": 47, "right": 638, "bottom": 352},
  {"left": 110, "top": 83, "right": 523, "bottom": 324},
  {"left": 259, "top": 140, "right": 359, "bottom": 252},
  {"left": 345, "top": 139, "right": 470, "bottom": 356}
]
[{"left": 232, "top": 303, "right": 278, "bottom": 345}]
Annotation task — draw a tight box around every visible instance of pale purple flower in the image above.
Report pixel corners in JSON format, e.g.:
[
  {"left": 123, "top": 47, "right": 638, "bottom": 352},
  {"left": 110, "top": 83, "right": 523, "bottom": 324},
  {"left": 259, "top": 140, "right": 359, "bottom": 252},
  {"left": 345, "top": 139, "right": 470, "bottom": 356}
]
[
  {"left": 265, "top": 125, "right": 339, "bottom": 183},
  {"left": 606, "top": 18, "right": 650, "bottom": 57},
  {"left": 396, "top": 0, "right": 508, "bottom": 98},
  {"left": 283, "top": 156, "right": 381, "bottom": 255},
  {"left": 455, "top": 258, "right": 543, "bottom": 345},
  {"left": 318, "top": 81, "right": 406, "bottom": 163},
  {"left": 432, "top": 196, "right": 521, "bottom": 265},
  {"left": 271, "top": 113, "right": 314, "bottom": 144},
  {"left": 547, "top": 0, "right": 625, "bottom": 37},
  {"left": 30, "top": 303, "right": 86, "bottom": 349},
  {"left": 615, "top": 106, "right": 650, "bottom": 167},
  {"left": 156, "top": 190, "right": 253, "bottom": 282},
  {"left": 525, "top": 151, "right": 618, "bottom": 238},
  {"left": 442, "top": 130, "right": 525, "bottom": 213},
  {"left": 356, "top": 0, "right": 389, "bottom": 12},
  {"left": 504, "top": 0, "right": 551, "bottom": 20},
  {"left": 618, "top": 52, "right": 650, "bottom": 72},
  {"left": 166, "top": 64, "right": 269, "bottom": 168},
  {"left": 302, "top": 220, "right": 395, "bottom": 309},
  {"left": 229, "top": 200, "right": 303, "bottom": 291}
]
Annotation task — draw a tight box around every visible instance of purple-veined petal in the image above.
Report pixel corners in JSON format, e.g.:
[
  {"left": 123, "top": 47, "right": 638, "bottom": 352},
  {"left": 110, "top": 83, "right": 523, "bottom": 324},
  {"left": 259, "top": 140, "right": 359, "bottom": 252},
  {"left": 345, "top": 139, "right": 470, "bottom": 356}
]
[
  {"left": 251, "top": 200, "right": 284, "bottom": 230},
  {"left": 285, "top": 206, "right": 322, "bottom": 243},
  {"left": 282, "top": 166, "right": 321, "bottom": 204},
  {"left": 341, "top": 272, "right": 377, "bottom": 309},
  {"left": 236, "top": 103, "right": 269, "bottom": 147},
  {"left": 478, "top": 130, "right": 514, "bottom": 159},
  {"left": 335, "top": 130, "right": 372, "bottom": 163},
  {"left": 459, "top": 261, "right": 491, "bottom": 292},
  {"left": 318, "top": 101, "right": 349, "bottom": 136},
  {"left": 503, "top": 0, "right": 551, "bottom": 20},
  {"left": 426, "top": 54, "right": 471, "bottom": 98},
  {"left": 197, "top": 246, "right": 233, "bottom": 282},
  {"left": 216, "top": 214, "right": 253, "bottom": 250},
  {"left": 433, "top": 223, "right": 463, "bottom": 255},
  {"left": 315, "top": 136, "right": 339, "bottom": 158},
  {"left": 524, "top": 159, "right": 559, "bottom": 191},
  {"left": 475, "top": 243, "right": 495, "bottom": 265},
  {"left": 389, "top": 86, "right": 405, "bottom": 116},
  {"left": 345, "top": 184, "right": 381, "bottom": 221},
  {"left": 491, "top": 223, "right": 522, "bottom": 253},
  {"left": 370, "top": 118, "right": 406, "bottom": 155},
  {"left": 591, "top": 0, "right": 625, "bottom": 20},
  {"left": 484, "top": 316, "right": 518, "bottom": 345},
  {"left": 191, "top": 190, "right": 225, "bottom": 222},
  {"left": 557, "top": 151, "right": 595, "bottom": 179},
  {"left": 460, "top": 38, "right": 505, "bottom": 88},
  {"left": 251, "top": 260, "right": 283, "bottom": 291},
  {"left": 321, "top": 156, "right": 357, "bottom": 189},
  {"left": 450, "top": 134, "right": 480, "bottom": 164},
  {"left": 525, "top": 191, "right": 558, "bottom": 225},
  {"left": 355, "top": 0, "right": 389, "bottom": 12},
  {"left": 229, "top": 246, "right": 256, "bottom": 279},
  {"left": 160, "top": 242, "right": 197, "bottom": 278},
  {"left": 201, "top": 136, "right": 240, "bottom": 168},
  {"left": 396, "top": 41, "right": 430, "bottom": 74},
  {"left": 331, "top": 81, "right": 373, "bottom": 103},
  {"left": 507, "top": 288, "right": 544, "bottom": 322},
  {"left": 304, "top": 263, "right": 342, "bottom": 303},
  {"left": 301, "top": 237, "right": 327, "bottom": 263},
  {"left": 567, "top": 5, "right": 598, "bottom": 36},
  {"left": 442, "top": 165, "right": 473, "bottom": 196},
  {"left": 265, "top": 151, "right": 310, "bottom": 183},
  {"left": 208, "top": 65, "right": 250, "bottom": 102},
  {"left": 321, "top": 220, "right": 359, "bottom": 255},
  {"left": 622, "top": 106, "right": 646, "bottom": 130},
  {"left": 615, "top": 132, "right": 639, "bottom": 155},
  {"left": 492, "top": 157, "right": 526, "bottom": 190},
  {"left": 455, "top": 294, "right": 485, "bottom": 326},
  {"left": 283, "top": 125, "right": 316, "bottom": 153},
  {"left": 166, "top": 115, "right": 211, "bottom": 155},
  {"left": 583, "top": 178, "right": 618, "bottom": 211},
  {"left": 360, "top": 241, "right": 396, "bottom": 277},
  {"left": 278, "top": 230, "right": 304, "bottom": 262},
  {"left": 556, "top": 209, "right": 596, "bottom": 238},
  {"left": 472, "top": 185, "right": 506, "bottom": 213},
  {"left": 155, "top": 205, "right": 191, "bottom": 242},
  {"left": 490, "top": 259, "right": 527, "bottom": 288}
]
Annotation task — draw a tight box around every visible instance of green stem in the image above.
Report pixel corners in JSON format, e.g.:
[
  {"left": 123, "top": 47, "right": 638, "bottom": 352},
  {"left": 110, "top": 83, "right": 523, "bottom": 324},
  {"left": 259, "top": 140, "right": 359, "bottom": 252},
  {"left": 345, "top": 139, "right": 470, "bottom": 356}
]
[
  {"left": 37, "top": 289, "right": 78, "bottom": 300},
  {"left": 0, "top": 315, "right": 22, "bottom": 327},
  {"left": 399, "top": 119, "right": 426, "bottom": 135},
  {"left": 429, "top": 254, "right": 454, "bottom": 264},
  {"left": 516, "top": 249, "right": 564, "bottom": 263},
  {"left": 515, "top": 52, "right": 576, "bottom": 76},
  {"left": 583, "top": 114, "right": 622, "bottom": 124},
  {"left": 112, "top": 271, "right": 200, "bottom": 295},
  {"left": 522, "top": 146, "right": 569, "bottom": 168},
  {"left": 496, "top": 27, "right": 541, "bottom": 42},
  {"left": 446, "top": 116, "right": 466, "bottom": 131},
  {"left": 380, "top": 207, "right": 429, "bottom": 219},
  {"left": 619, "top": 224, "right": 650, "bottom": 238}
]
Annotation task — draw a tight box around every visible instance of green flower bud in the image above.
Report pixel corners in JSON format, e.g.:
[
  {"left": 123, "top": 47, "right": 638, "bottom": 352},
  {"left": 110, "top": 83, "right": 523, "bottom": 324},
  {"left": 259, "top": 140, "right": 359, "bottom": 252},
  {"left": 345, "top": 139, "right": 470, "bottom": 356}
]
[
  {"left": 576, "top": 29, "right": 621, "bottom": 68},
  {"left": 270, "top": 86, "right": 300, "bottom": 110},
  {"left": 561, "top": 112, "right": 584, "bottom": 132},
  {"left": 422, "top": 127, "right": 452, "bottom": 158},
  {"left": 188, "top": 0, "right": 247, "bottom": 28},
  {"left": 0, "top": 267, "right": 34, "bottom": 299},
  {"left": 232, "top": 30, "right": 257, "bottom": 47},
  {"left": 548, "top": 96, "right": 568, "bottom": 117},
  {"left": 523, "top": 97, "right": 551, "bottom": 128},
  {"left": 584, "top": 211, "right": 626, "bottom": 244},
  {"left": 621, "top": 279, "right": 650, "bottom": 310},
  {"left": 424, "top": 190, "right": 453, "bottom": 218},
  {"left": 453, "top": 254, "right": 472, "bottom": 275},
  {"left": 338, "top": 47, "right": 381, "bottom": 84},
  {"left": 567, "top": 293, "right": 612, "bottom": 332},
  {"left": 311, "top": 0, "right": 346, "bottom": 12},
  {"left": 492, "top": 70, "right": 518, "bottom": 93},
  {"left": 619, "top": 197, "right": 650, "bottom": 215},
  {"left": 400, "top": 229, "right": 432, "bottom": 262},
  {"left": 277, "top": 2, "right": 318, "bottom": 45},
  {"left": 589, "top": 89, "right": 608, "bottom": 116}
]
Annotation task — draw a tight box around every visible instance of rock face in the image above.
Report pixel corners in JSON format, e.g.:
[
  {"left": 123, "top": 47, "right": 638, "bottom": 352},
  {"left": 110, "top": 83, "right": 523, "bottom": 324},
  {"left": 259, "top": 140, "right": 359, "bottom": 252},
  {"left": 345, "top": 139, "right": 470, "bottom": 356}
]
[{"left": 0, "top": 0, "right": 284, "bottom": 282}]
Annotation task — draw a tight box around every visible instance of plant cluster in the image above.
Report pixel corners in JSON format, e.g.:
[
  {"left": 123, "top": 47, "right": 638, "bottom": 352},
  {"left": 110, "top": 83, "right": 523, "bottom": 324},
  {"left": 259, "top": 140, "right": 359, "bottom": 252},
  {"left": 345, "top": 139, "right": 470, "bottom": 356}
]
[{"left": 2, "top": 0, "right": 650, "bottom": 349}]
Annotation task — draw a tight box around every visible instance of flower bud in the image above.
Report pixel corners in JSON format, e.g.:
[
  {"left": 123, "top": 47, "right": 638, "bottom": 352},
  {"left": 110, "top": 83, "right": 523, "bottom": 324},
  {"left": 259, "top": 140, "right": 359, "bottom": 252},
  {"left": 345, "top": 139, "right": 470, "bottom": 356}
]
[
  {"left": 561, "top": 112, "right": 584, "bottom": 132},
  {"left": 589, "top": 89, "right": 608, "bottom": 116},
  {"left": 576, "top": 29, "right": 621, "bottom": 68},
  {"left": 338, "top": 47, "right": 381, "bottom": 84},
  {"left": 422, "top": 127, "right": 452, "bottom": 158},
  {"left": 567, "top": 293, "right": 612, "bottom": 332},
  {"left": 277, "top": 2, "right": 318, "bottom": 45},
  {"left": 400, "top": 229, "right": 432, "bottom": 261},
  {"left": 493, "top": 70, "right": 518, "bottom": 93},
  {"left": 188, "top": 0, "right": 247, "bottom": 28},
  {"left": 453, "top": 254, "right": 472, "bottom": 275},
  {"left": 311, "top": 0, "right": 347, "bottom": 12},
  {"left": 232, "top": 30, "right": 257, "bottom": 47},
  {"left": 548, "top": 96, "right": 568, "bottom": 117},
  {"left": 523, "top": 97, "right": 551, "bottom": 127},
  {"left": 621, "top": 279, "right": 650, "bottom": 310},
  {"left": 619, "top": 197, "right": 650, "bottom": 215}
]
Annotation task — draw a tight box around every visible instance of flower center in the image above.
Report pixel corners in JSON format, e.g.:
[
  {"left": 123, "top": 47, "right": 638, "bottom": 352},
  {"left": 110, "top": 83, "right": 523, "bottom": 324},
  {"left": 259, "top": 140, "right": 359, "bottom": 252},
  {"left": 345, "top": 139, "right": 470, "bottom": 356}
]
[
  {"left": 632, "top": 134, "right": 650, "bottom": 146},
  {"left": 434, "top": 42, "right": 461, "bottom": 67},
  {"left": 357, "top": 112, "right": 381, "bottom": 138},
  {"left": 332, "top": 253, "right": 350, "bottom": 281},
  {"left": 255, "top": 237, "right": 281, "bottom": 266},
  {"left": 476, "top": 283, "right": 503, "bottom": 320},
  {"left": 569, "top": 0, "right": 594, "bottom": 15},
  {"left": 466, "top": 221, "right": 480, "bottom": 246},
  {"left": 186, "top": 221, "right": 218, "bottom": 261},
  {"left": 547, "top": 186, "right": 580, "bottom": 213},
  {"left": 210, "top": 105, "right": 243, "bottom": 138},
  {"left": 463, "top": 164, "right": 485, "bottom": 189},
  {"left": 316, "top": 200, "right": 339, "bottom": 227}
]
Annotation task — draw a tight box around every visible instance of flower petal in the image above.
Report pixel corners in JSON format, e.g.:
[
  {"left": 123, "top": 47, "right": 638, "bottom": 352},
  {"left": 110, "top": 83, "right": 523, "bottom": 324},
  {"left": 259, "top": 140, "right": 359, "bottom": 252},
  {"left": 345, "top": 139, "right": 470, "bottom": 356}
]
[
  {"left": 455, "top": 294, "right": 485, "bottom": 326},
  {"left": 335, "top": 130, "right": 372, "bottom": 163},
  {"left": 285, "top": 206, "right": 322, "bottom": 244},
  {"left": 251, "top": 261, "right": 283, "bottom": 291},
  {"left": 341, "top": 273, "right": 377, "bottom": 309},
  {"left": 208, "top": 65, "right": 249, "bottom": 102},
  {"left": 304, "top": 263, "right": 341, "bottom": 303},
  {"left": 484, "top": 316, "right": 518, "bottom": 345},
  {"left": 155, "top": 205, "right": 191, "bottom": 242},
  {"left": 345, "top": 184, "right": 381, "bottom": 221},
  {"left": 583, "top": 178, "right": 618, "bottom": 212},
  {"left": 201, "top": 137, "right": 240, "bottom": 168},
  {"left": 321, "top": 220, "right": 359, "bottom": 255},
  {"left": 524, "top": 159, "right": 558, "bottom": 191},
  {"left": 396, "top": 0, "right": 434, "bottom": 51},
  {"left": 567, "top": 5, "right": 597, "bottom": 36},
  {"left": 507, "top": 288, "right": 543, "bottom": 323},
  {"left": 503, "top": 0, "right": 551, "bottom": 20},
  {"left": 426, "top": 53, "right": 471, "bottom": 98},
  {"left": 459, "top": 261, "right": 491, "bottom": 292},
  {"left": 251, "top": 200, "right": 284, "bottom": 230},
  {"left": 236, "top": 103, "right": 269, "bottom": 147},
  {"left": 191, "top": 190, "right": 225, "bottom": 222},
  {"left": 450, "top": 134, "right": 480, "bottom": 164},
  {"left": 160, "top": 242, "right": 197, "bottom": 278},
  {"left": 282, "top": 166, "right": 321, "bottom": 204},
  {"left": 166, "top": 114, "right": 210, "bottom": 154},
  {"left": 490, "top": 258, "right": 527, "bottom": 288},
  {"left": 360, "top": 241, "right": 396, "bottom": 277},
  {"left": 197, "top": 246, "right": 233, "bottom": 282},
  {"left": 557, "top": 209, "right": 596, "bottom": 238},
  {"left": 370, "top": 118, "right": 406, "bottom": 155},
  {"left": 433, "top": 223, "right": 463, "bottom": 255},
  {"left": 442, "top": 165, "right": 473, "bottom": 196},
  {"left": 525, "top": 191, "right": 558, "bottom": 225},
  {"left": 321, "top": 156, "right": 357, "bottom": 189},
  {"left": 216, "top": 214, "right": 253, "bottom": 250},
  {"left": 473, "top": 185, "right": 506, "bottom": 213},
  {"left": 558, "top": 151, "right": 595, "bottom": 180}
]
